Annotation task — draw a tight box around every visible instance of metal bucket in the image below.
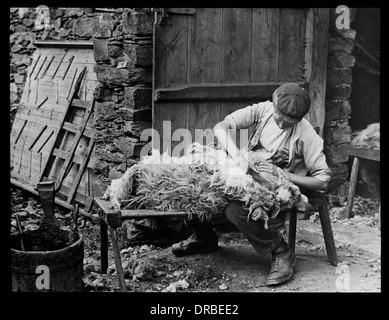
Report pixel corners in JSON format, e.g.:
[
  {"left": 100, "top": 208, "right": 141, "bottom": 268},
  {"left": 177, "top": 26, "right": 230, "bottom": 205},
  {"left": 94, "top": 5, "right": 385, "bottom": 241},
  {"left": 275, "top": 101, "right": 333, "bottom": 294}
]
[{"left": 11, "top": 235, "right": 84, "bottom": 292}]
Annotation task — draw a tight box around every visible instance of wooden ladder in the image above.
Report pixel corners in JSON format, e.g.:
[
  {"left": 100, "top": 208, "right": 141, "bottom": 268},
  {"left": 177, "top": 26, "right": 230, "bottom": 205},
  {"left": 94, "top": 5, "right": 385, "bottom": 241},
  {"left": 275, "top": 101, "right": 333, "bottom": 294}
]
[{"left": 39, "top": 66, "right": 95, "bottom": 208}]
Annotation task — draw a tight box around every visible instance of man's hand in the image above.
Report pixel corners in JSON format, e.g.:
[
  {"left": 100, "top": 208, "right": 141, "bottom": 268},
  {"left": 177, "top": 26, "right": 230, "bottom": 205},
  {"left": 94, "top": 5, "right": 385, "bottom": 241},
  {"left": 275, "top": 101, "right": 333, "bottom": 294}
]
[{"left": 253, "top": 160, "right": 279, "bottom": 177}]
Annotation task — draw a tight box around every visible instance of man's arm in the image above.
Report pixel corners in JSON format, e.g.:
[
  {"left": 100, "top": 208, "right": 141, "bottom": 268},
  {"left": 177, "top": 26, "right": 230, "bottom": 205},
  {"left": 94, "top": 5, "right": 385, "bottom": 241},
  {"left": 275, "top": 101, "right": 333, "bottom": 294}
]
[
  {"left": 213, "top": 120, "right": 250, "bottom": 173},
  {"left": 254, "top": 158, "right": 329, "bottom": 191},
  {"left": 284, "top": 172, "right": 329, "bottom": 191}
]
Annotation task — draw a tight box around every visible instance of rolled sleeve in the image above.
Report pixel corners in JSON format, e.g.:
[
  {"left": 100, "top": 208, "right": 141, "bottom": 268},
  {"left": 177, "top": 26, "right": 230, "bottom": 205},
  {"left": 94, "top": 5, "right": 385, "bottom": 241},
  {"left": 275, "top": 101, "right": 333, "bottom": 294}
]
[{"left": 302, "top": 135, "right": 332, "bottom": 182}]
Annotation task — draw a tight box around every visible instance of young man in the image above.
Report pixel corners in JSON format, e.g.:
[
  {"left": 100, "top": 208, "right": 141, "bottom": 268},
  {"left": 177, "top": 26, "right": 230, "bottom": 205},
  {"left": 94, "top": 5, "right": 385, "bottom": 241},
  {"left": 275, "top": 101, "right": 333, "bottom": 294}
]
[{"left": 171, "top": 83, "right": 332, "bottom": 286}]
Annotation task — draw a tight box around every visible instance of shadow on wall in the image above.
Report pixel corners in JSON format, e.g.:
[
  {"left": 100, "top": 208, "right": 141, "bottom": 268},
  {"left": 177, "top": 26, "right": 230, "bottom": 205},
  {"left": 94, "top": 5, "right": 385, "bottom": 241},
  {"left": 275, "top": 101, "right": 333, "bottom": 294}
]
[
  {"left": 348, "top": 8, "right": 380, "bottom": 199},
  {"left": 349, "top": 8, "right": 380, "bottom": 130}
]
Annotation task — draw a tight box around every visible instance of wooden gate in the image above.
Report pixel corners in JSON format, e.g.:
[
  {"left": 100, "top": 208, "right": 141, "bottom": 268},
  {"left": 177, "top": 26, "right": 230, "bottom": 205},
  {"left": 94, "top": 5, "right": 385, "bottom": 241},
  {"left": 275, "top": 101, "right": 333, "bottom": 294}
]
[{"left": 152, "top": 8, "right": 329, "bottom": 155}]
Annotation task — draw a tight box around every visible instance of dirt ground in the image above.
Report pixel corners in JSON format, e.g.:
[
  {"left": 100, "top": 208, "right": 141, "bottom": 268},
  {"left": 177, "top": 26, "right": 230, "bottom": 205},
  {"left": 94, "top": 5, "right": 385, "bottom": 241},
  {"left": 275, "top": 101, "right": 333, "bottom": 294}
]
[{"left": 10, "top": 187, "right": 381, "bottom": 293}]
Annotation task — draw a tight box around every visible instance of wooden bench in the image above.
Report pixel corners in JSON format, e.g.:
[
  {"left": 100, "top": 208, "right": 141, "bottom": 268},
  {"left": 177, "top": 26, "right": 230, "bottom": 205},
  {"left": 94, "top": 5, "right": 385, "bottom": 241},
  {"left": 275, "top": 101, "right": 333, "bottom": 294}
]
[
  {"left": 94, "top": 197, "right": 188, "bottom": 292},
  {"left": 94, "top": 194, "right": 338, "bottom": 291}
]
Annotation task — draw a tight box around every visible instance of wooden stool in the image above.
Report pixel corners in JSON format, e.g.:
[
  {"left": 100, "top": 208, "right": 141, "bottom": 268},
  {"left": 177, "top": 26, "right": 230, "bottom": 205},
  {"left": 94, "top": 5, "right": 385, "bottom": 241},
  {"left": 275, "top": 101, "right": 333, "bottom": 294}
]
[
  {"left": 345, "top": 146, "right": 380, "bottom": 219},
  {"left": 288, "top": 192, "right": 338, "bottom": 267}
]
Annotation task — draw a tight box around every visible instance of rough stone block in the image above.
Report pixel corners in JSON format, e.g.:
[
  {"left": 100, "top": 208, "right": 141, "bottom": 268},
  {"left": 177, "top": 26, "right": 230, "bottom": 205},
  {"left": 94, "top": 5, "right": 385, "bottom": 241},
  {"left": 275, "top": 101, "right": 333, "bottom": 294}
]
[
  {"left": 93, "top": 83, "right": 114, "bottom": 101},
  {"left": 93, "top": 13, "right": 114, "bottom": 38},
  {"left": 93, "top": 38, "right": 109, "bottom": 63},
  {"left": 324, "top": 122, "right": 351, "bottom": 146},
  {"left": 58, "top": 28, "right": 71, "bottom": 38},
  {"left": 117, "top": 107, "right": 152, "bottom": 121},
  {"left": 95, "top": 147, "right": 127, "bottom": 163},
  {"left": 72, "top": 16, "right": 94, "bottom": 38},
  {"left": 109, "top": 169, "right": 123, "bottom": 180},
  {"left": 326, "top": 85, "right": 352, "bottom": 101},
  {"left": 12, "top": 54, "right": 31, "bottom": 66},
  {"left": 66, "top": 8, "right": 84, "bottom": 17},
  {"left": 325, "top": 100, "right": 351, "bottom": 122},
  {"left": 55, "top": 8, "right": 65, "bottom": 18},
  {"left": 14, "top": 74, "right": 25, "bottom": 84},
  {"left": 94, "top": 65, "right": 150, "bottom": 86},
  {"left": 122, "top": 11, "right": 153, "bottom": 35},
  {"left": 93, "top": 159, "right": 110, "bottom": 176},
  {"left": 325, "top": 144, "right": 350, "bottom": 164},
  {"left": 94, "top": 101, "right": 118, "bottom": 121},
  {"left": 11, "top": 43, "right": 22, "bottom": 53},
  {"left": 108, "top": 44, "right": 123, "bottom": 58},
  {"left": 10, "top": 92, "right": 19, "bottom": 104},
  {"left": 124, "top": 86, "right": 152, "bottom": 109},
  {"left": 327, "top": 67, "right": 353, "bottom": 85},
  {"left": 115, "top": 137, "right": 148, "bottom": 158},
  {"left": 123, "top": 42, "right": 152, "bottom": 67},
  {"left": 328, "top": 36, "right": 355, "bottom": 54},
  {"left": 123, "top": 120, "right": 151, "bottom": 137},
  {"left": 13, "top": 25, "right": 27, "bottom": 33},
  {"left": 328, "top": 51, "right": 356, "bottom": 68}
]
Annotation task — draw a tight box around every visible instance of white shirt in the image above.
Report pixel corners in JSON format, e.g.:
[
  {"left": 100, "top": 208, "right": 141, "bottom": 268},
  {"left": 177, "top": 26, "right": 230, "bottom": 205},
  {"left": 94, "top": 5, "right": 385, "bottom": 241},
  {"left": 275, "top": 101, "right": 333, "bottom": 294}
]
[{"left": 258, "top": 115, "right": 292, "bottom": 161}]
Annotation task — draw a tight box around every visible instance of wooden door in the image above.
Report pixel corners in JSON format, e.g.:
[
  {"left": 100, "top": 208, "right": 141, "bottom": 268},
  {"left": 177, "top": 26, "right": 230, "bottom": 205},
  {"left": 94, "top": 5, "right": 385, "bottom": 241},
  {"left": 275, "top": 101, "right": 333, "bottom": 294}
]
[{"left": 152, "top": 8, "right": 329, "bottom": 156}]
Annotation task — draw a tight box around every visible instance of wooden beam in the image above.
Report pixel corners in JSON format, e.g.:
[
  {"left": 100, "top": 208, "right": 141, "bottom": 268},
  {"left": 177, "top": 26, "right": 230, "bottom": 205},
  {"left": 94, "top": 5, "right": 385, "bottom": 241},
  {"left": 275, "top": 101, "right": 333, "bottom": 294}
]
[
  {"left": 305, "top": 8, "right": 330, "bottom": 137},
  {"left": 349, "top": 147, "right": 380, "bottom": 162},
  {"left": 34, "top": 40, "right": 93, "bottom": 48},
  {"left": 52, "top": 148, "right": 97, "bottom": 169},
  {"left": 94, "top": 198, "right": 188, "bottom": 219},
  {"left": 62, "top": 121, "right": 94, "bottom": 138},
  {"left": 71, "top": 98, "right": 90, "bottom": 109},
  {"left": 154, "top": 82, "right": 309, "bottom": 102}
]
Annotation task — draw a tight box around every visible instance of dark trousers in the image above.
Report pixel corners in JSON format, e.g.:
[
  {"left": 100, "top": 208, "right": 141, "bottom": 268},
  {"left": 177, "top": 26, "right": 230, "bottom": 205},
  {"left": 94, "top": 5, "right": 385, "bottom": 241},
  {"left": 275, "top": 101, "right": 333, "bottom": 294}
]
[{"left": 188, "top": 200, "right": 287, "bottom": 255}]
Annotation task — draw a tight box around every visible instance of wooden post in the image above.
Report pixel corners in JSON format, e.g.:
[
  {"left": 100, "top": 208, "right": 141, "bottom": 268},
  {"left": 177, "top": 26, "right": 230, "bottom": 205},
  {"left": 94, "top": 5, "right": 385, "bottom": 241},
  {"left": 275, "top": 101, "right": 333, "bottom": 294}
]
[{"left": 346, "top": 157, "right": 359, "bottom": 218}]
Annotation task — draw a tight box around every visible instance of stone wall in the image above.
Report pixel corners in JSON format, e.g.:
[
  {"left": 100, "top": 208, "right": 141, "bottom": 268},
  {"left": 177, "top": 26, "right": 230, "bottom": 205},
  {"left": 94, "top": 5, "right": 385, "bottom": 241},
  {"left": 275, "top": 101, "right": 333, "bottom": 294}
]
[
  {"left": 10, "top": 7, "right": 95, "bottom": 125},
  {"left": 91, "top": 8, "right": 153, "bottom": 189},
  {"left": 323, "top": 8, "right": 357, "bottom": 197}
]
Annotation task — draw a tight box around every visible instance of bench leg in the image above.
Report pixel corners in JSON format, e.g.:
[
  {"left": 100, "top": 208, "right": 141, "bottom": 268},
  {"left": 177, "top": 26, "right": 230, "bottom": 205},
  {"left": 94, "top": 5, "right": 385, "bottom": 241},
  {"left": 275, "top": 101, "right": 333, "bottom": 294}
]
[
  {"left": 318, "top": 197, "right": 338, "bottom": 267},
  {"left": 109, "top": 227, "right": 127, "bottom": 292},
  {"left": 100, "top": 217, "right": 108, "bottom": 274},
  {"left": 288, "top": 207, "right": 297, "bottom": 253}
]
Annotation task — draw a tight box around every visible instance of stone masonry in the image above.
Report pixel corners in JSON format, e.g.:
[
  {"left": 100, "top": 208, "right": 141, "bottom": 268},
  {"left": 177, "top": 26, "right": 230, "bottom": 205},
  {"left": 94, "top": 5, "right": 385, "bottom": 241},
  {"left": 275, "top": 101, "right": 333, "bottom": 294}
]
[
  {"left": 10, "top": 7, "right": 95, "bottom": 126},
  {"left": 323, "top": 8, "right": 357, "bottom": 197},
  {"left": 92, "top": 8, "right": 153, "bottom": 189}
]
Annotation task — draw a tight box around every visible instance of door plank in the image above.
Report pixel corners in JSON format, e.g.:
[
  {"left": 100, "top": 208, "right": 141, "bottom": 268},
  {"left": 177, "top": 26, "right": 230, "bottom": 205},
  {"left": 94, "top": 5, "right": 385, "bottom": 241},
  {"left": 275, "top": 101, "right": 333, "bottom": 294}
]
[
  {"left": 251, "top": 8, "right": 280, "bottom": 82},
  {"left": 222, "top": 8, "right": 252, "bottom": 83},
  {"left": 189, "top": 8, "right": 222, "bottom": 84},
  {"left": 278, "top": 8, "right": 307, "bottom": 81}
]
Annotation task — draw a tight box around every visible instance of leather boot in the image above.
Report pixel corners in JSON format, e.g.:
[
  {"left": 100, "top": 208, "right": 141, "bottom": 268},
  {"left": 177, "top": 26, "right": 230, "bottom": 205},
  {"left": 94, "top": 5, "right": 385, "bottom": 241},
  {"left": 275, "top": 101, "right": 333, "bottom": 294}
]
[
  {"left": 266, "top": 239, "right": 296, "bottom": 286},
  {"left": 171, "top": 218, "right": 218, "bottom": 256}
]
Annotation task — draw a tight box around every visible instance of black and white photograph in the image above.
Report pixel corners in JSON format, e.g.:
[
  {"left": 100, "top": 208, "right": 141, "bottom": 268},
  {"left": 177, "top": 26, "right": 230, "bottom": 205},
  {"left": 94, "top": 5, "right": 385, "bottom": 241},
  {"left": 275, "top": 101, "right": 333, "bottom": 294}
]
[{"left": 10, "top": 6, "right": 380, "bottom": 300}]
